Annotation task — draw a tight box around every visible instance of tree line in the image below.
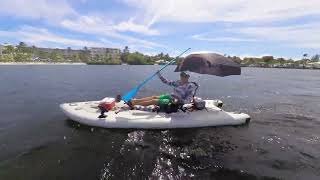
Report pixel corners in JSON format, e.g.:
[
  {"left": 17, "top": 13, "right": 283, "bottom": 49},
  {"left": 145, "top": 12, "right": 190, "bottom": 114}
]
[
  {"left": 228, "top": 54, "right": 319, "bottom": 66},
  {"left": 1, "top": 42, "right": 319, "bottom": 65},
  {"left": 0, "top": 43, "right": 177, "bottom": 65}
]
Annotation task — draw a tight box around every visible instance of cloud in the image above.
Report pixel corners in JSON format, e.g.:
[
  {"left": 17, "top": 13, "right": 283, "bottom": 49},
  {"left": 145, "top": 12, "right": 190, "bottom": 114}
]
[
  {"left": 123, "top": 0, "right": 320, "bottom": 24},
  {"left": 191, "top": 20, "right": 320, "bottom": 49},
  {"left": 61, "top": 15, "right": 165, "bottom": 49},
  {"left": 0, "top": 26, "right": 106, "bottom": 48},
  {"left": 0, "top": 0, "right": 160, "bottom": 36},
  {"left": 0, "top": 0, "right": 165, "bottom": 51},
  {"left": 1, "top": 0, "right": 317, "bottom": 58},
  {"left": 191, "top": 34, "right": 257, "bottom": 42},
  {"left": 238, "top": 23, "right": 320, "bottom": 49},
  {"left": 114, "top": 18, "right": 159, "bottom": 35},
  {"left": 0, "top": 0, "right": 75, "bottom": 21}
]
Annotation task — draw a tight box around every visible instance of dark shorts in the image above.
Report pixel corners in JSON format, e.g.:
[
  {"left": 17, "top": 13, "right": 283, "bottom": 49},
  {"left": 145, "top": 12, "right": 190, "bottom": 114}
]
[{"left": 157, "top": 94, "right": 172, "bottom": 105}]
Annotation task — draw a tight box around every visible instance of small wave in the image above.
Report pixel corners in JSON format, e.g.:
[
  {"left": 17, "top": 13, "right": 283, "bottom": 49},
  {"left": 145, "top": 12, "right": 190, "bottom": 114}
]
[
  {"left": 17, "top": 144, "right": 50, "bottom": 158},
  {"left": 299, "top": 151, "right": 316, "bottom": 159}
]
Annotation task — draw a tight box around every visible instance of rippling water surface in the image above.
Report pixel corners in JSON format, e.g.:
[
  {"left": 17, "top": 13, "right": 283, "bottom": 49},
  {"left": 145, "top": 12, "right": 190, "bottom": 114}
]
[{"left": 0, "top": 66, "right": 319, "bottom": 180}]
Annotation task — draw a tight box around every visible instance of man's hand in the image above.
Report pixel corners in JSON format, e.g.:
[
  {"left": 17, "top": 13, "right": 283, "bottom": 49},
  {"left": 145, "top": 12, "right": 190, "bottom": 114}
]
[{"left": 172, "top": 98, "right": 179, "bottom": 104}]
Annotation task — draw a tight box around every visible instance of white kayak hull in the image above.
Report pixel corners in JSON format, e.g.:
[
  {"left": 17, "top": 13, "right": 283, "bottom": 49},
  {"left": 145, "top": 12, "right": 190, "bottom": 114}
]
[{"left": 60, "top": 100, "right": 250, "bottom": 129}]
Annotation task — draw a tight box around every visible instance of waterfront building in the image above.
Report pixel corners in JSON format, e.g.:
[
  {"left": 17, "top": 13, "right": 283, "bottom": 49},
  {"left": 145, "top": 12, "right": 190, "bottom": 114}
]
[
  {"left": 155, "top": 59, "right": 169, "bottom": 65},
  {"left": 35, "top": 47, "right": 121, "bottom": 61},
  {"left": 89, "top": 47, "right": 121, "bottom": 60},
  {"left": 0, "top": 44, "right": 3, "bottom": 56},
  {"left": 307, "top": 62, "right": 320, "bottom": 69},
  {"left": 36, "top": 48, "right": 79, "bottom": 58}
]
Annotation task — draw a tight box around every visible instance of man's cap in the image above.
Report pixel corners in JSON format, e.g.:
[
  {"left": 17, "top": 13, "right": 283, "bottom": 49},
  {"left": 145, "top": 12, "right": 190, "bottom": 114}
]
[{"left": 180, "top": 71, "right": 190, "bottom": 77}]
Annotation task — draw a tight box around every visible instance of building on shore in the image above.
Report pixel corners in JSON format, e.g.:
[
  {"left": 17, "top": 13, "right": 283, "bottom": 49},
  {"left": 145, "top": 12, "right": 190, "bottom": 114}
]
[
  {"left": 36, "top": 47, "right": 81, "bottom": 59},
  {"left": 0, "top": 44, "right": 3, "bottom": 56},
  {"left": 89, "top": 47, "right": 121, "bottom": 60},
  {"left": 307, "top": 62, "right": 320, "bottom": 69},
  {"left": 155, "top": 59, "right": 169, "bottom": 65},
  {"left": 35, "top": 47, "right": 121, "bottom": 61}
]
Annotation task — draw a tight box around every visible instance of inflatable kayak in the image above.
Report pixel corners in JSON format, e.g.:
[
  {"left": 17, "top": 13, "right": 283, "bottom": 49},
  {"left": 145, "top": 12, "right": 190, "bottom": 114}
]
[{"left": 60, "top": 98, "right": 250, "bottom": 129}]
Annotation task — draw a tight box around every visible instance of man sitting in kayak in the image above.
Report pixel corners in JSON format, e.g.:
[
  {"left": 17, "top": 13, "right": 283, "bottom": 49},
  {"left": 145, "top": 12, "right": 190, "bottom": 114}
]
[{"left": 126, "top": 71, "right": 196, "bottom": 108}]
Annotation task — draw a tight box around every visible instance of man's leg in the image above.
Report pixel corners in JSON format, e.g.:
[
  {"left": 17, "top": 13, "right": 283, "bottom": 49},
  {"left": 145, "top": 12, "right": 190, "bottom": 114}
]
[
  {"left": 132, "top": 99, "right": 158, "bottom": 106},
  {"left": 138, "top": 99, "right": 158, "bottom": 106},
  {"left": 131, "top": 96, "right": 159, "bottom": 104},
  {"left": 133, "top": 97, "right": 171, "bottom": 107}
]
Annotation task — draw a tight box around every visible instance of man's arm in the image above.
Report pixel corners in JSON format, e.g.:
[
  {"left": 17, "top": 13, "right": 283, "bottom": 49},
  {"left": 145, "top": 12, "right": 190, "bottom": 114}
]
[{"left": 157, "top": 72, "right": 179, "bottom": 87}]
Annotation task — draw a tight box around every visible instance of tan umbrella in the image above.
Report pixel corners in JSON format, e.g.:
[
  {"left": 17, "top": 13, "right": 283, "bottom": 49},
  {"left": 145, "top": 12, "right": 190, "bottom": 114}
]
[{"left": 175, "top": 53, "right": 241, "bottom": 77}]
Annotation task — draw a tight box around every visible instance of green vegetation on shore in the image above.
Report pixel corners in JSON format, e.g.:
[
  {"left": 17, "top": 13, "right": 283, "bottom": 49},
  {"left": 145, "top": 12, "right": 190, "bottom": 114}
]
[
  {"left": 0, "top": 43, "right": 178, "bottom": 65},
  {"left": 235, "top": 54, "right": 320, "bottom": 69},
  {"left": 1, "top": 42, "right": 319, "bottom": 69}
]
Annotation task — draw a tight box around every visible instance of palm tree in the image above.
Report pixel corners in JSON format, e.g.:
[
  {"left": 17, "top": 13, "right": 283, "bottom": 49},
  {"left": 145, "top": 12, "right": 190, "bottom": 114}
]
[
  {"left": 121, "top": 46, "right": 130, "bottom": 63},
  {"left": 123, "top": 46, "right": 129, "bottom": 54},
  {"left": 81, "top": 46, "right": 90, "bottom": 62},
  {"left": 311, "top": 54, "right": 320, "bottom": 62},
  {"left": 31, "top": 46, "right": 37, "bottom": 59},
  {"left": 302, "top": 53, "right": 309, "bottom": 68},
  {"left": 17, "top": 42, "right": 27, "bottom": 53}
]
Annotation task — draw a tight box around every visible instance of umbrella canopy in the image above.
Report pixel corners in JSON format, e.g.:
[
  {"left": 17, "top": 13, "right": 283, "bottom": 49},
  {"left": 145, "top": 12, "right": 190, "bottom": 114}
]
[{"left": 174, "top": 53, "right": 241, "bottom": 77}]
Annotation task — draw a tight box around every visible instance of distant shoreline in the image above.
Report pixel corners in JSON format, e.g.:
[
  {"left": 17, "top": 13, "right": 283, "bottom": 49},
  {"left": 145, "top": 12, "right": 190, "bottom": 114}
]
[
  {"left": 242, "top": 65, "right": 320, "bottom": 70},
  {"left": 0, "top": 62, "right": 86, "bottom": 65},
  {"left": 1, "top": 62, "right": 319, "bottom": 70}
]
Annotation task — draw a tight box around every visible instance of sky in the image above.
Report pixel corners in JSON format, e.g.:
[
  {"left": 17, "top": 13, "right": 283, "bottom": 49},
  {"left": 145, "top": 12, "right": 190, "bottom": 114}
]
[{"left": 0, "top": 0, "right": 319, "bottom": 59}]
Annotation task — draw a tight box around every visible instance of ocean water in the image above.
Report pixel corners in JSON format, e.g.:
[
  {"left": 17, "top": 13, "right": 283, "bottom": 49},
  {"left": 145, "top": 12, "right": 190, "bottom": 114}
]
[{"left": 0, "top": 65, "right": 319, "bottom": 179}]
